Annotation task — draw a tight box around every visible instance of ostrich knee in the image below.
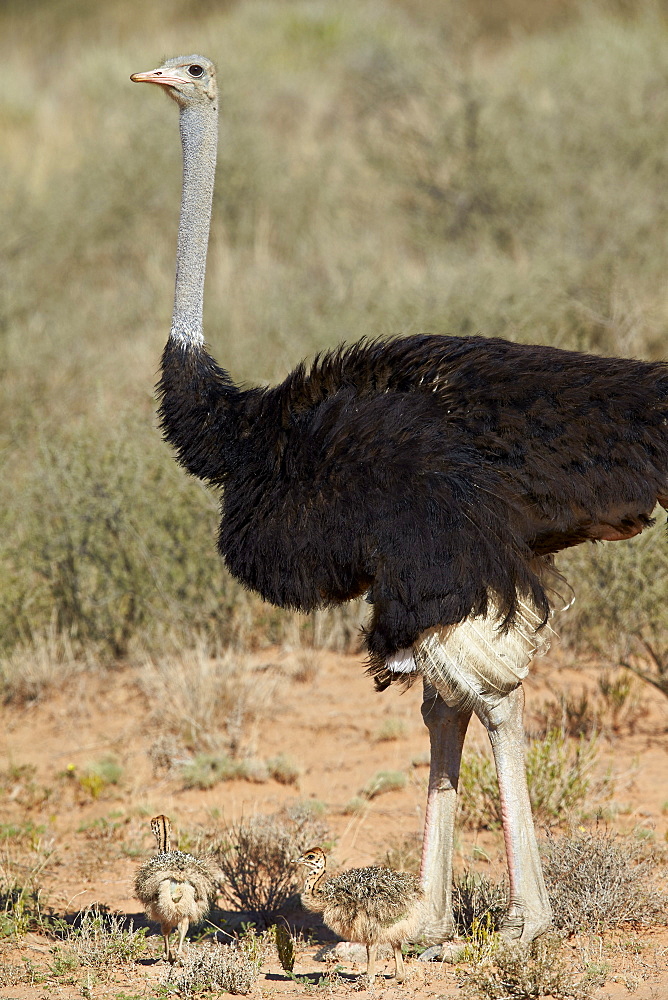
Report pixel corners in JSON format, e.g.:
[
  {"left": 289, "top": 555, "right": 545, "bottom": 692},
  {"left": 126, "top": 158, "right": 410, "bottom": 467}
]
[
  {"left": 419, "top": 681, "right": 471, "bottom": 942},
  {"left": 477, "top": 686, "right": 552, "bottom": 944}
]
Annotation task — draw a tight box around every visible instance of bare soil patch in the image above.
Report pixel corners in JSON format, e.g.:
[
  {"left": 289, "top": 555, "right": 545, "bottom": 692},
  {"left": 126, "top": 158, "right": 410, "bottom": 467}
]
[{"left": 1, "top": 650, "right": 667, "bottom": 998}]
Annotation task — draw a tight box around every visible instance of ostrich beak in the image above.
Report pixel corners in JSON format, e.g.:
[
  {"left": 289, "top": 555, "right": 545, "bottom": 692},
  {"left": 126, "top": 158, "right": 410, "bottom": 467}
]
[{"left": 130, "top": 68, "right": 184, "bottom": 87}]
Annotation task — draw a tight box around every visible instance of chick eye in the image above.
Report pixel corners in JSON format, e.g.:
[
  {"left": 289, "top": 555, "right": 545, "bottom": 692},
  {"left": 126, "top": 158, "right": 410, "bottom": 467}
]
[{"left": 188, "top": 64, "right": 204, "bottom": 77}]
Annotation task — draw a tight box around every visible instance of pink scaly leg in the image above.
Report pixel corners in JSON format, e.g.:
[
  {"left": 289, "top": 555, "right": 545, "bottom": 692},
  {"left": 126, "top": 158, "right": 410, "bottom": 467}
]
[
  {"left": 477, "top": 685, "right": 552, "bottom": 943},
  {"left": 419, "top": 680, "right": 471, "bottom": 943}
]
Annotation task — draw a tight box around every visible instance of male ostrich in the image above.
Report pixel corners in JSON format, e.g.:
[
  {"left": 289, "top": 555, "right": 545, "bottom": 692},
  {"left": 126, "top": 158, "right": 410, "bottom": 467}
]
[
  {"left": 131, "top": 56, "right": 668, "bottom": 949},
  {"left": 294, "top": 847, "right": 424, "bottom": 984},
  {"left": 134, "top": 815, "right": 220, "bottom": 962}
]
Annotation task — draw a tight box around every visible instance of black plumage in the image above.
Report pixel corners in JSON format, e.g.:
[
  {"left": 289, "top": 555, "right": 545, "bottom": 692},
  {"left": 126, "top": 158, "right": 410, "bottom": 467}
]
[{"left": 158, "top": 333, "right": 668, "bottom": 681}]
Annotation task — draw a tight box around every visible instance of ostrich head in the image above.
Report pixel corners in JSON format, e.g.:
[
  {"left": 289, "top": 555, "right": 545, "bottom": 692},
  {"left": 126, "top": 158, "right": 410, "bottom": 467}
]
[
  {"left": 292, "top": 847, "right": 327, "bottom": 875},
  {"left": 130, "top": 55, "right": 217, "bottom": 109},
  {"left": 130, "top": 54, "right": 219, "bottom": 349}
]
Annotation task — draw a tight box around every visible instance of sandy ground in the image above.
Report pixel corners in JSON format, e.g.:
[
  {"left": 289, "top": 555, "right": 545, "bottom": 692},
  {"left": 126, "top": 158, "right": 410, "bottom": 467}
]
[{"left": 0, "top": 648, "right": 667, "bottom": 999}]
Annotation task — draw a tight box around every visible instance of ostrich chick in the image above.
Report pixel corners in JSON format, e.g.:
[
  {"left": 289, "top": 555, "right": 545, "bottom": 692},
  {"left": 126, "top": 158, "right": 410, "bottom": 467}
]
[
  {"left": 134, "top": 815, "right": 219, "bottom": 962},
  {"left": 294, "top": 847, "right": 424, "bottom": 985}
]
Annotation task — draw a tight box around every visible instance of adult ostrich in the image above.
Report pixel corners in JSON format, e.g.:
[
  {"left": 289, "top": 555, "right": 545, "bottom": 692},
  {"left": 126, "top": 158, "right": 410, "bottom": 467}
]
[{"left": 131, "top": 55, "right": 668, "bottom": 949}]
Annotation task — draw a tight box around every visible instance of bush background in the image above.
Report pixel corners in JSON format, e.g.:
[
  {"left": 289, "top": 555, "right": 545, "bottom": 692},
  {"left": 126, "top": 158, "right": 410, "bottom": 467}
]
[{"left": 1, "top": 0, "right": 667, "bottom": 670}]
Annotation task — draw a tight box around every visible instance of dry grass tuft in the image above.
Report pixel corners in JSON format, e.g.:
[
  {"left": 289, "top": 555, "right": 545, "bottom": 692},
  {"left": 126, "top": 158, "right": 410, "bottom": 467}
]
[
  {"left": 0, "top": 627, "right": 86, "bottom": 705},
  {"left": 379, "top": 832, "right": 422, "bottom": 874},
  {"left": 459, "top": 934, "right": 605, "bottom": 1000},
  {"left": 211, "top": 805, "right": 331, "bottom": 924},
  {"left": 140, "top": 645, "right": 279, "bottom": 755},
  {"left": 67, "top": 905, "right": 148, "bottom": 968},
  {"left": 542, "top": 830, "right": 668, "bottom": 934},
  {"left": 452, "top": 871, "right": 507, "bottom": 938},
  {"left": 163, "top": 930, "right": 270, "bottom": 997},
  {"left": 373, "top": 717, "right": 408, "bottom": 742}
]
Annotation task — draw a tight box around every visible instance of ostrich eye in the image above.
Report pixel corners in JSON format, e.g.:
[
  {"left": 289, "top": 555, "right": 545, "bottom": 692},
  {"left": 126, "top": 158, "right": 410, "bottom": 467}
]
[{"left": 188, "top": 64, "right": 204, "bottom": 78}]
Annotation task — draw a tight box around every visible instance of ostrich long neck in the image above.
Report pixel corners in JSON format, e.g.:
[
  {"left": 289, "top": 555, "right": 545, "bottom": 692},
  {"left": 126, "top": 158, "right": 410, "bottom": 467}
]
[
  {"left": 171, "top": 102, "right": 218, "bottom": 346},
  {"left": 301, "top": 867, "right": 326, "bottom": 910},
  {"left": 153, "top": 816, "right": 172, "bottom": 853}
]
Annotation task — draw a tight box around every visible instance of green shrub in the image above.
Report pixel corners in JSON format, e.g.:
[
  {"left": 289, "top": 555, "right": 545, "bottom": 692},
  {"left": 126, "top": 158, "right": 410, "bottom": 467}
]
[
  {"left": 559, "top": 521, "right": 668, "bottom": 700},
  {"left": 458, "top": 730, "right": 606, "bottom": 829},
  {"left": 360, "top": 770, "right": 408, "bottom": 799},
  {"left": 180, "top": 754, "right": 269, "bottom": 790}
]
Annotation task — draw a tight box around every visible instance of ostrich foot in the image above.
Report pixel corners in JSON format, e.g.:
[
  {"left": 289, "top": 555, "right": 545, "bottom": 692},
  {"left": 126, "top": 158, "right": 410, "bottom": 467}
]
[
  {"left": 499, "top": 906, "right": 552, "bottom": 946},
  {"left": 418, "top": 940, "right": 468, "bottom": 964}
]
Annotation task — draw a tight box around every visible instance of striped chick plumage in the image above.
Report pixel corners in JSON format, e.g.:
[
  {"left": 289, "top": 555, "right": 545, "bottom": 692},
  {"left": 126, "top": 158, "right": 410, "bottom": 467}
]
[
  {"left": 295, "top": 847, "right": 424, "bottom": 984},
  {"left": 134, "top": 816, "right": 220, "bottom": 962}
]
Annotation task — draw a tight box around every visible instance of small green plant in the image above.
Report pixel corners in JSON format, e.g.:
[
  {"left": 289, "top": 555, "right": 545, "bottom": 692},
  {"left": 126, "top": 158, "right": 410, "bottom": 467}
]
[
  {"left": 0, "top": 871, "right": 63, "bottom": 942},
  {"left": 597, "top": 672, "right": 644, "bottom": 733},
  {"left": 527, "top": 730, "right": 604, "bottom": 824},
  {"left": 0, "top": 956, "right": 47, "bottom": 988},
  {"left": 47, "top": 946, "right": 79, "bottom": 983},
  {"left": 457, "top": 748, "right": 500, "bottom": 830},
  {"left": 266, "top": 754, "right": 300, "bottom": 786},
  {"left": 341, "top": 796, "right": 367, "bottom": 816},
  {"left": 180, "top": 753, "right": 267, "bottom": 790},
  {"left": 0, "top": 821, "right": 47, "bottom": 849},
  {"left": 77, "top": 757, "right": 123, "bottom": 800},
  {"left": 274, "top": 922, "right": 296, "bottom": 972},
  {"left": 457, "top": 912, "right": 499, "bottom": 965},
  {"left": 373, "top": 717, "right": 407, "bottom": 742},
  {"left": 458, "top": 730, "right": 606, "bottom": 830},
  {"left": 360, "top": 770, "right": 407, "bottom": 799}
]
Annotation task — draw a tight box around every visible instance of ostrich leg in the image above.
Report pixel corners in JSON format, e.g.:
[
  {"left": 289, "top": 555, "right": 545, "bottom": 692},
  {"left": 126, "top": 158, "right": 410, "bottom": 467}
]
[
  {"left": 419, "top": 680, "right": 471, "bottom": 941},
  {"left": 477, "top": 685, "right": 552, "bottom": 943}
]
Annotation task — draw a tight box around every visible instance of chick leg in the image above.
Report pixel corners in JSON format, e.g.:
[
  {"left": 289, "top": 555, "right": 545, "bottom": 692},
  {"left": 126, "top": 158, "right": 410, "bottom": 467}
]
[
  {"left": 366, "top": 943, "right": 376, "bottom": 984},
  {"left": 393, "top": 945, "right": 405, "bottom": 982},
  {"left": 175, "top": 917, "right": 190, "bottom": 960}
]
